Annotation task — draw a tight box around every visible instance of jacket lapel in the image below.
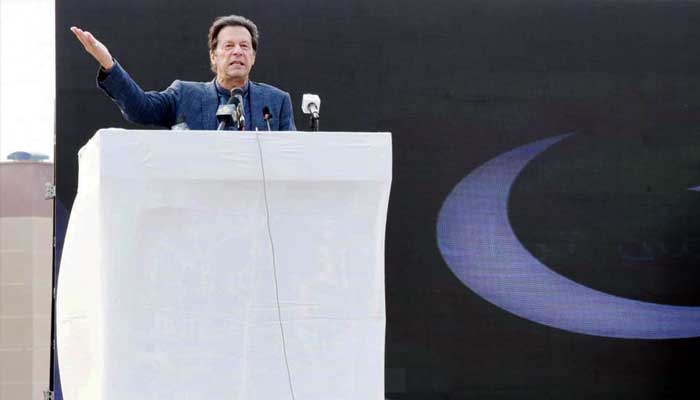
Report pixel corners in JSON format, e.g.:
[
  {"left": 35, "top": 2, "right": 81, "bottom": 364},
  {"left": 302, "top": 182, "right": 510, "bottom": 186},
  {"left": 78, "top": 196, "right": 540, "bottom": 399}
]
[
  {"left": 249, "top": 82, "right": 268, "bottom": 131},
  {"left": 202, "top": 80, "right": 219, "bottom": 130}
]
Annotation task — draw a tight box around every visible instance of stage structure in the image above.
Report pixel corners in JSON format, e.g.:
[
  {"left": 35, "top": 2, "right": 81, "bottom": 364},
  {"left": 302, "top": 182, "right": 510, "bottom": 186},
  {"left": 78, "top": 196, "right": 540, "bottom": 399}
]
[{"left": 56, "top": 129, "right": 392, "bottom": 399}]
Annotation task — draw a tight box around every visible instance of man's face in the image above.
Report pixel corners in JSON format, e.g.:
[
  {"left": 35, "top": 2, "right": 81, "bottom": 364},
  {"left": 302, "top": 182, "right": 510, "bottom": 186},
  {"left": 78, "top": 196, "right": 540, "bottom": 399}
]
[{"left": 210, "top": 25, "right": 256, "bottom": 84}]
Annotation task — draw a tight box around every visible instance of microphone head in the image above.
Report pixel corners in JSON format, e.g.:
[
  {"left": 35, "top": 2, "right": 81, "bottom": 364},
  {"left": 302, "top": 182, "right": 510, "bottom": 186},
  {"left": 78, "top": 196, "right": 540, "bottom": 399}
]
[
  {"left": 216, "top": 104, "right": 237, "bottom": 123},
  {"left": 262, "top": 106, "right": 272, "bottom": 121},
  {"left": 228, "top": 88, "right": 244, "bottom": 105},
  {"left": 231, "top": 88, "right": 243, "bottom": 102},
  {"left": 301, "top": 94, "right": 321, "bottom": 114}
]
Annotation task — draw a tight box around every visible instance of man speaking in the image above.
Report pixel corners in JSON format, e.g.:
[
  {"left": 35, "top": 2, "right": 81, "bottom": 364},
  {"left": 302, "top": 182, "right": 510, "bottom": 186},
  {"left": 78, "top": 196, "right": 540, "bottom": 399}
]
[{"left": 71, "top": 15, "right": 296, "bottom": 131}]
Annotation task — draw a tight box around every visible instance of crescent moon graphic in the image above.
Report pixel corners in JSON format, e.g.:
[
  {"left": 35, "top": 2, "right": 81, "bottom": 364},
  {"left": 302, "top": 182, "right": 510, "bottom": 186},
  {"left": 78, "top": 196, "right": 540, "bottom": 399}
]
[{"left": 436, "top": 134, "right": 700, "bottom": 339}]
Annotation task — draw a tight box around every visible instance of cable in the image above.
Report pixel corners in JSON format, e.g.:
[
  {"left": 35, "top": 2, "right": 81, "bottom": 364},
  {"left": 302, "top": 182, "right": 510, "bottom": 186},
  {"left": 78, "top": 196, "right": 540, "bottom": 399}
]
[{"left": 255, "top": 132, "right": 297, "bottom": 400}]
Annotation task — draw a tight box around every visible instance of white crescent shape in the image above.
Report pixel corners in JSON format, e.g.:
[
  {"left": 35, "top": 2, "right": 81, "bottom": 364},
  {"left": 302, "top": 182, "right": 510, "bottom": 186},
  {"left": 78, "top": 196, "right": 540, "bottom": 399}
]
[{"left": 437, "top": 134, "right": 700, "bottom": 339}]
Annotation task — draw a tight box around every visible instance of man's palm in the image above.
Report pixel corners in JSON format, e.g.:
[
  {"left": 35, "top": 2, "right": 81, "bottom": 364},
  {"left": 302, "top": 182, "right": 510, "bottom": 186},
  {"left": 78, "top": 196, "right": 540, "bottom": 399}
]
[{"left": 70, "top": 27, "right": 114, "bottom": 70}]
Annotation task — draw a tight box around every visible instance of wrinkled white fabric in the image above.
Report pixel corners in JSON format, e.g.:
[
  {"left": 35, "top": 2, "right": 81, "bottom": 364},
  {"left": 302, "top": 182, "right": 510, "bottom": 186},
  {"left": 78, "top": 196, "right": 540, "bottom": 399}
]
[{"left": 57, "top": 129, "right": 392, "bottom": 400}]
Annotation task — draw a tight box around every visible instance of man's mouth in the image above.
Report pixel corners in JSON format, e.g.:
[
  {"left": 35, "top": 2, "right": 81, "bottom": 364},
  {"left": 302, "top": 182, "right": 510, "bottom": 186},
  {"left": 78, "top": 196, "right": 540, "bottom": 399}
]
[{"left": 229, "top": 61, "right": 244, "bottom": 67}]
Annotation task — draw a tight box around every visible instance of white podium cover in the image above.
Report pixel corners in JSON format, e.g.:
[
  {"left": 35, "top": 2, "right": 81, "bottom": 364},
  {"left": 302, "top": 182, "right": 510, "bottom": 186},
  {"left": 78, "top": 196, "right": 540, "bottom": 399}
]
[{"left": 57, "top": 129, "right": 392, "bottom": 400}]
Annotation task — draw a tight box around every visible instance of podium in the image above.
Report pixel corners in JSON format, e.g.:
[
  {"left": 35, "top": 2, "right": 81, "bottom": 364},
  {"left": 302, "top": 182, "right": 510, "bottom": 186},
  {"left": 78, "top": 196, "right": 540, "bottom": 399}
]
[{"left": 56, "top": 129, "right": 392, "bottom": 399}]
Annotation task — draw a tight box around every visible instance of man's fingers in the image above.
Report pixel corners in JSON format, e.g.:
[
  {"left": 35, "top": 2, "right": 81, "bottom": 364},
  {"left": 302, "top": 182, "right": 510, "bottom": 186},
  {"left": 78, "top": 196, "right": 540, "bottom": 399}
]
[
  {"left": 69, "top": 26, "right": 113, "bottom": 69},
  {"left": 70, "top": 27, "right": 99, "bottom": 50},
  {"left": 84, "top": 31, "right": 98, "bottom": 47},
  {"left": 70, "top": 26, "right": 85, "bottom": 43},
  {"left": 70, "top": 27, "right": 91, "bottom": 49},
  {"left": 70, "top": 26, "right": 87, "bottom": 41}
]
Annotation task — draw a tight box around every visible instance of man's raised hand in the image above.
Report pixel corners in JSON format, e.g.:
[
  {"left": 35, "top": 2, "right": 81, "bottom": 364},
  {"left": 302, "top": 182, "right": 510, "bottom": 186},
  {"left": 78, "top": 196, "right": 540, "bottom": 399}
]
[{"left": 70, "top": 27, "right": 115, "bottom": 70}]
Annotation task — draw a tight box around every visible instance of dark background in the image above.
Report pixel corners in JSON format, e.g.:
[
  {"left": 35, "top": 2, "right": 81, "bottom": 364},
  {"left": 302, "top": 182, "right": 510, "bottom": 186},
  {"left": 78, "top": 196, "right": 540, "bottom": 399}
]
[{"left": 56, "top": 1, "right": 700, "bottom": 398}]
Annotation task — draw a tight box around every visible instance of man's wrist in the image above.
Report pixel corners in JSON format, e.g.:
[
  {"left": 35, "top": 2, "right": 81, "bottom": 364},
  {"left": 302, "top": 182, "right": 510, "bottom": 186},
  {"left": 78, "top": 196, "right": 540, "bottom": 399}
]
[
  {"left": 100, "top": 58, "right": 115, "bottom": 72},
  {"left": 97, "top": 59, "right": 117, "bottom": 82}
]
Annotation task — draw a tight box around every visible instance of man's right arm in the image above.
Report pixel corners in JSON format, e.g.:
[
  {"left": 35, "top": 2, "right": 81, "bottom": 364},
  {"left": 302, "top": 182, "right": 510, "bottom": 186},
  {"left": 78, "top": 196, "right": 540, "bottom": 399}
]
[
  {"left": 71, "top": 27, "right": 178, "bottom": 127},
  {"left": 96, "top": 62, "right": 179, "bottom": 127}
]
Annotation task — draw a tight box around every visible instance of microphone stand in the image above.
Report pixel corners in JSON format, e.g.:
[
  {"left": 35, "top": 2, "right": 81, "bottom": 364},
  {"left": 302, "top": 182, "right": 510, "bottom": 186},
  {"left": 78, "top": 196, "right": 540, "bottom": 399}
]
[
  {"left": 263, "top": 107, "right": 273, "bottom": 131},
  {"left": 310, "top": 116, "right": 319, "bottom": 132}
]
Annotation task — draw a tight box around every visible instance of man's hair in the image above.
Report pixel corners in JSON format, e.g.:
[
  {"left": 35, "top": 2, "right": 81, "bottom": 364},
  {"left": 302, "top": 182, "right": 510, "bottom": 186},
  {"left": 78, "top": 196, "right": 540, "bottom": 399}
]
[{"left": 208, "top": 14, "right": 259, "bottom": 53}]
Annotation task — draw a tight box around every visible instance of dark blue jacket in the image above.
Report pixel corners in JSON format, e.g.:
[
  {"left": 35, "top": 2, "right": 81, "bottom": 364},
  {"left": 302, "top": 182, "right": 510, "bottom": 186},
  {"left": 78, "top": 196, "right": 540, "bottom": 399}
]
[{"left": 97, "top": 62, "right": 296, "bottom": 131}]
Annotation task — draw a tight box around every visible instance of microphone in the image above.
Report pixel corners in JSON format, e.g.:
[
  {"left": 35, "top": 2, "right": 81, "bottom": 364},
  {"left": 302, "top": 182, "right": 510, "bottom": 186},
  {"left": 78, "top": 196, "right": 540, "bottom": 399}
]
[
  {"left": 232, "top": 88, "right": 245, "bottom": 131},
  {"left": 171, "top": 114, "right": 189, "bottom": 130},
  {"left": 262, "top": 106, "right": 272, "bottom": 131},
  {"left": 216, "top": 88, "right": 245, "bottom": 131},
  {"left": 216, "top": 93, "right": 238, "bottom": 131},
  {"left": 301, "top": 94, "right": 321, "bottom": 131},
  {"left": 302, "top": 94, "right": 320, "bottom": 119}
]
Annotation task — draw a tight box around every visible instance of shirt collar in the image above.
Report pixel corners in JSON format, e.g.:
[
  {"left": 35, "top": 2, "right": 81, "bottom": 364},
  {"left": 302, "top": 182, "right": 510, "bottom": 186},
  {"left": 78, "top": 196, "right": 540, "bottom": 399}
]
[{"left": 215, "top": 79, "right": 250, "bottom": 98}]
